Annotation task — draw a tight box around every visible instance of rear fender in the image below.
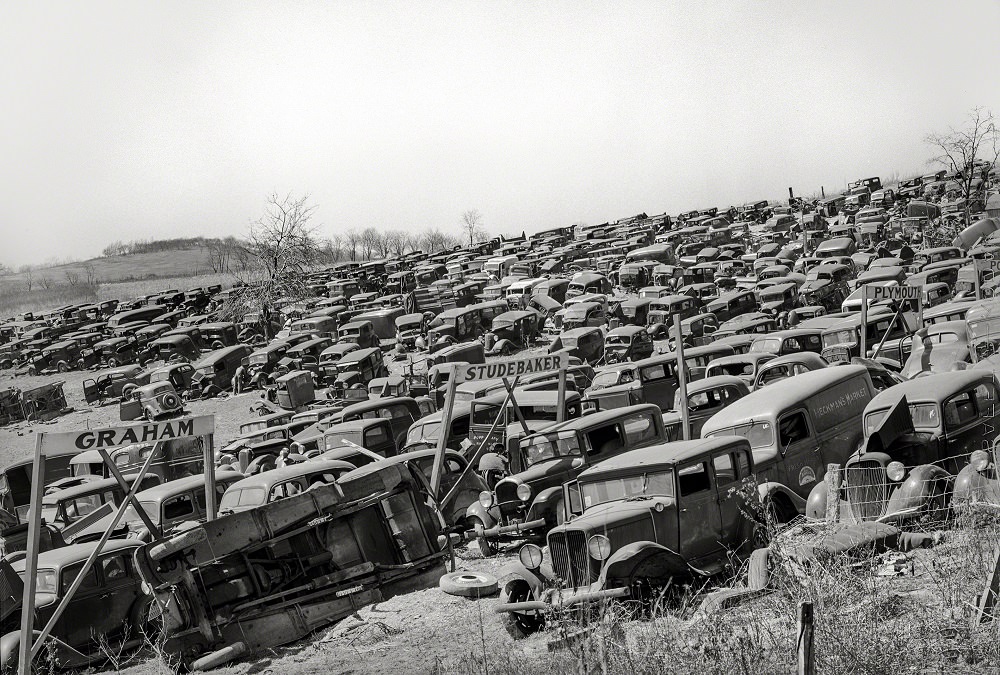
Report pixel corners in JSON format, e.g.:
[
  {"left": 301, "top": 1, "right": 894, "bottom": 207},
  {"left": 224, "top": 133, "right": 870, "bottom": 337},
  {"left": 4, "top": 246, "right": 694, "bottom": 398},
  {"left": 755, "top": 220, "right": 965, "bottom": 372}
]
[
  {"left": 597, "top": 541, "right": 691, "bottom": 587},
  {"left": 952, "top": 465, "right": 1000, "bottom": 506}
]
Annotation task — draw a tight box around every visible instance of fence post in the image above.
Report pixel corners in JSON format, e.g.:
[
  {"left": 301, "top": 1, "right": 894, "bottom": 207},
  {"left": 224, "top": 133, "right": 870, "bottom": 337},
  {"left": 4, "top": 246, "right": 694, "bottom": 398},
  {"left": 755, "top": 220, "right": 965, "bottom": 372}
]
[
  {"left": 975, "top": 545, "right": 1000, "bottom": 626},
  {"left": 797, "top": 601, "right": 815, "bottom": 675},
  {"left": 824, "top": 464, "right": 841, "bottom": 522}
]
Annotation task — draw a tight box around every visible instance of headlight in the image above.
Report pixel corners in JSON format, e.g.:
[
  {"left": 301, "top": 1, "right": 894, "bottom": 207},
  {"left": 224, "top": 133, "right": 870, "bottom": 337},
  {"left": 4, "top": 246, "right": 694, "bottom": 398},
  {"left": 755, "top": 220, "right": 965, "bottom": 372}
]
[
  {"left": 518, "top": 543, "right": 544, "bottom": 570},
  {"left": 588, "top": 534, "right": 612, "bottom": 560},
  {"left": 478, "top": 490, "right": 494, "bottom": 508},
  {"left": 516, "top": 483, "right": 532, "bottom": 502},
  {"left": 970, "top": 449, "right": 991, "bottom": 472},
  {"left": 886, "top": 461, "right": 906, "bottom": 482}
]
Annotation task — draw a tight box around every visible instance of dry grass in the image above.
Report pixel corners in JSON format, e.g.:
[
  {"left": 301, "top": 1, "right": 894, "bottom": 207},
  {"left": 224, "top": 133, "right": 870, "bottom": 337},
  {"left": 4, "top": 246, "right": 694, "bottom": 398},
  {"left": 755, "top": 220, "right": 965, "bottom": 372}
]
[{"left": 447, "top": 512, "right": 1000, "bottom": 675}]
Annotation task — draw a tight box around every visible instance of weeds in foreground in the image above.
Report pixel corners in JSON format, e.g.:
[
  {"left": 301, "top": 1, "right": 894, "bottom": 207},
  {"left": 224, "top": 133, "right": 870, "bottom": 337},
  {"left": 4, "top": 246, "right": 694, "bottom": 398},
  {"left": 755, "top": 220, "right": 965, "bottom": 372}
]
[{"left": 448, "top": 511, "right": 1000, "bottom": 675}]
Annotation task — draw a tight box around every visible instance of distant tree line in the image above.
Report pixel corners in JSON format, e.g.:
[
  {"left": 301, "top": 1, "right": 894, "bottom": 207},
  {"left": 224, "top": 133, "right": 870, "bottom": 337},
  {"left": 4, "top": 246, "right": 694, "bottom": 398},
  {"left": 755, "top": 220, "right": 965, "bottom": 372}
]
[{"left": 101, "top": 236, "right": 224, "bottom": 257}]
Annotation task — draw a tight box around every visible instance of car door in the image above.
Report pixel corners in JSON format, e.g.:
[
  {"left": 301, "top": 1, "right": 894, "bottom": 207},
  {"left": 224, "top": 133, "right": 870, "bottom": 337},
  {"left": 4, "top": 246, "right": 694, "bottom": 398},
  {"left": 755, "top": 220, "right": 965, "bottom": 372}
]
[
  {"left": 676, "top": 460, "right": 723, "bottom": 563},
  {"left": 59, "top": 561, "right": 105, "bottom": 650},
  {"left": 712, "top": 451, "right": 744, "bottom": 543},
  {"left": 98, "top": 551, "right": 141, "bottom": 639}
]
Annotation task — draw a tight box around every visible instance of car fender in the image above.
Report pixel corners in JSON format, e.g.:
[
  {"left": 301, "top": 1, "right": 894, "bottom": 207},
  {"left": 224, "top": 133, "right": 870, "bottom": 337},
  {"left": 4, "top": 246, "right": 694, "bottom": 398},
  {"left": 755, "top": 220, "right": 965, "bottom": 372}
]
[
  {"left": 597, "top": 541, "right": 692, "bottom": 588},
  {"left": 524, "top": 486, "right": 563, "bottom": 524},
  {"left": 757, "top": 482, "right": 807, "bottom": 516},
  {"left": 463, "top": 501, "right": 496, "bottom": 530},
  {"left": 497, "top": 561, "right": 554, "bottom": 603},
  {"left": 1, "top": 630, "right": 88, "bottom": 671},
  {"left": 884, "top": 464, "right": 951, "bottom": 515},
  {"left": 805, "top": 480, "right": 828, "bottom": 520},
  {"left": 952, "top": 465, "right": 1000, "bottom": 507}
]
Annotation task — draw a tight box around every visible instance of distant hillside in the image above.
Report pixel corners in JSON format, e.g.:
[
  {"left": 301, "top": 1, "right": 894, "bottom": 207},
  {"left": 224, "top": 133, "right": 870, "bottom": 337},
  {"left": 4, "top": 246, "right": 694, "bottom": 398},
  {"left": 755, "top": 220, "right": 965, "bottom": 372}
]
[{"left": 0, "top": 242, "right": 217, "bottom": 286}]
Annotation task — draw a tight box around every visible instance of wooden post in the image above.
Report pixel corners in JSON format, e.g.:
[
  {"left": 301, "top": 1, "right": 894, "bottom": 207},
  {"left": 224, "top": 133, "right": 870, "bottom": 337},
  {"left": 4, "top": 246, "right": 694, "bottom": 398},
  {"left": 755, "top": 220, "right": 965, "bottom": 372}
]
[
  {"left": 797, "top": 601, "right": 815, "bottom": 675},
  {"left": 17, "top": 437, "right": 45, "bottom": 675},
  {"left": 975, "top": 545, "right": 1000, "bottom": 626},
  {"left": 97, "top": 446, "right": 160, "bottom": 538},
  {"left": 204, "top": 434, "right": 217, "bottom": 521},
  {"left": 824, "top": 464, "right": 841, "bottom": 522},
  {"left": 430, "top": 365, "right": 460, "bottom": 499},
  {"left": 556, "top": 361, "right": 568, "bottom": 423},
  {"left": 859, "top": 287, "right": 868, "bottom": 359},
  {"left": 673, "top": 314, "right": 690, "bottom": 441}
]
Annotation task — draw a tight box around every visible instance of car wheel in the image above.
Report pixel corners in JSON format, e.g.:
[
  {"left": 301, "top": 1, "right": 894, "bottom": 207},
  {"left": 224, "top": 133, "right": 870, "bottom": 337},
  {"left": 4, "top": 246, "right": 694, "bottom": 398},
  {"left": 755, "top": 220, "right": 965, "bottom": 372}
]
[
  {"left": 57, "top": 361, "right": 69, "bottom": 373},
  {"left": 500, "top": 587, "right": 544, "bottom": 638},
  {"left": 122, "top": 383, "right": 138, "bottom": 399},
  {"left": 27, "top": 367, "right": 36, "bottom": 376},
  {"left": 106, "top": 357, "right": 118, "bottom": 368},
  {"left": 144, "top": 408, "right": 154, "bottom": 421},
  {"left": 470, "top": 517, "right": 496, "bottom": 557}
]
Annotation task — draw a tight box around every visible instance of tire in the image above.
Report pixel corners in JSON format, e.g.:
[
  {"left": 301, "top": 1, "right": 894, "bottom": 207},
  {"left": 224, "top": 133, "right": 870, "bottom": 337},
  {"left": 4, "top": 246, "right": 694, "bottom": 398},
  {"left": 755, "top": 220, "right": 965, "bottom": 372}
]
[
  {"left": 106, "top": 357, "right": 118, "bottom": 369},
  {"left": 471, "top": 518, "right": 496, "bottom": 557},
  {"left": 439, "top": 571, "right": 498, "bottom": 598},
  {"left": 212, "top": 341, "right": 224, "bottom": 350},
  {"left": 162, "top": 392, "right": 181, "bottom": 410},
  {"left": 57, "top": 361, "right": 69, "bottom": 373},
  {"left": 27, "top": 367, "right": 36, "bottom": 376},
  {"left": 501, "top": 585, "right": 544, "bottom": 638},
  {"left": 121, "top": 383, "right": 138, "bottom": 400}
]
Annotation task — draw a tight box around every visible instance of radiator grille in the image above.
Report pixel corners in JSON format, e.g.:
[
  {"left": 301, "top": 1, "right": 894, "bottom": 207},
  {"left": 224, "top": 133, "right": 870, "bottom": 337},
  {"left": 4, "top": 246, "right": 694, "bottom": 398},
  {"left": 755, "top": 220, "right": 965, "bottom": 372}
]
[{"left": 845, "top": 460, "right": 888, "bottom": 521}]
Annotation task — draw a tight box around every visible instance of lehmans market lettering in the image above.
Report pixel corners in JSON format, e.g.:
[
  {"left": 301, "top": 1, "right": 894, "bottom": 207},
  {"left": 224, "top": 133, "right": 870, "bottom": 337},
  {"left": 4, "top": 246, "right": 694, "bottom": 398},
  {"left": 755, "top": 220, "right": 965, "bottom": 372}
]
[{"left": 461, "top": 354, "right": 565, "bottom": 382}]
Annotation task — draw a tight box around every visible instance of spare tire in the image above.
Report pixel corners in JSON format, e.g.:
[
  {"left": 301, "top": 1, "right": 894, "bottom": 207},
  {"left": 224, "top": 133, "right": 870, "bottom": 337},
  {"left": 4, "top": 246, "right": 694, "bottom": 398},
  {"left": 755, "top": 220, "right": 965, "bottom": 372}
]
[
  {"left": 121, "top": 383, "right": 138, "bottom": 400},
  {"left": 439, "top": 571, "right": 498, "bottom": 598},
  {"left": 161, "top": 392, "right": 181, "bottom": 410}
]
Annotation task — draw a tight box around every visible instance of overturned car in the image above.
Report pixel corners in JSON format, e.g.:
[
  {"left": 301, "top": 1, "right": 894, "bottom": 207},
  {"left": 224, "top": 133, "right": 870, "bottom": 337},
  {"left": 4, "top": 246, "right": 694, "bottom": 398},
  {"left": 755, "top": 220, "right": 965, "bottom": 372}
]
[{"left": 135, "top": 462, "right": 448, "bottom": 670}]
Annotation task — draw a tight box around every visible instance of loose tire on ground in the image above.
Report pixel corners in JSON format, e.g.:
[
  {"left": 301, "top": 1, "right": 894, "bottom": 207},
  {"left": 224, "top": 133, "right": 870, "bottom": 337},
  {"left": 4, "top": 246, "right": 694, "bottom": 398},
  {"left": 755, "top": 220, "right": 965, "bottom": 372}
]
[{"left": 439, "top": 571, "right": 498, "bottom": 598}]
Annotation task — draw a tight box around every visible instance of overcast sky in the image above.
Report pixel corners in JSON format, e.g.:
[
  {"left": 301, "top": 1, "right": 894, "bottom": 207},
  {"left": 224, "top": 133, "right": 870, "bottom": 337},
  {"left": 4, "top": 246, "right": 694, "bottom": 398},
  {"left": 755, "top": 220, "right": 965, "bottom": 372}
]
[{"left": 2, "top": 1, "right": 999, "bottom": 268}]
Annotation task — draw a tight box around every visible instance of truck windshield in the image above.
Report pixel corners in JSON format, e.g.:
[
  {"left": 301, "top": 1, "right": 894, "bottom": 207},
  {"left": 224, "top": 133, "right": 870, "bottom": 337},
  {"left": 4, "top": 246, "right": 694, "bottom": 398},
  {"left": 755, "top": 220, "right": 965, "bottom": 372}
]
[
  {"left": 580, "top": 470, "right": 675, "bottom": 509},
  {"left": 522, "top": 431, "right": 581, "bottom": 467}
]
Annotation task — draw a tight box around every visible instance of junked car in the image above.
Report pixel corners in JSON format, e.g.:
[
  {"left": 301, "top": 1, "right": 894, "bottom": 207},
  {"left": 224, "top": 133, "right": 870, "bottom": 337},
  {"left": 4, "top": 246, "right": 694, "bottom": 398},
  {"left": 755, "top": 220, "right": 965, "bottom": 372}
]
[{"left": 495, "top": 436, "right": 760, "bottom": 636}]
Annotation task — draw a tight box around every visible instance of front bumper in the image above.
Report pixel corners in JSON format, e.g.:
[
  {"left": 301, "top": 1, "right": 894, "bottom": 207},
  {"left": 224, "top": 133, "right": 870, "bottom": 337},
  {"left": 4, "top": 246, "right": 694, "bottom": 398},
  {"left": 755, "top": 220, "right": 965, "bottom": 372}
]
[
  {"left": 496, "top": 586, "right": 630, "bottom": 613},
  {"left": 479, "top": 517, "right": 547, "bottom": 541}
]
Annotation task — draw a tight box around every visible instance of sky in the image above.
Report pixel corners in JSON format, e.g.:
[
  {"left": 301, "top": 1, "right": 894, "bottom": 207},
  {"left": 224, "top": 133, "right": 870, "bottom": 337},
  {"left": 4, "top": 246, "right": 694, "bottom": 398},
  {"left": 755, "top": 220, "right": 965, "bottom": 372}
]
[{"left": 2, "top": 0, "right": 999, "bottom": 268}]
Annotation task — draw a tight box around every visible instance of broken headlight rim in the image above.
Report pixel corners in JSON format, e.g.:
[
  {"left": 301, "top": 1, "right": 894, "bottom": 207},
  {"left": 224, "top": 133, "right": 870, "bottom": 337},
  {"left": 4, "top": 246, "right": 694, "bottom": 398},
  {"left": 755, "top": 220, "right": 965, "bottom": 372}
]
[
  {"left": 886, "top": 461, "right": 906, "bottom": 482},
  {"left": 478, "top": 490, "right": 494, "bottom": 508},
  {"left": 519, "top": 543, "right": 544, "bottom": 570},
  {"left": 587, "top": 534, "right": 612, "bottom": 561},
  {"left": 970, "top": 450, "right": 990, "bottom": 472}
]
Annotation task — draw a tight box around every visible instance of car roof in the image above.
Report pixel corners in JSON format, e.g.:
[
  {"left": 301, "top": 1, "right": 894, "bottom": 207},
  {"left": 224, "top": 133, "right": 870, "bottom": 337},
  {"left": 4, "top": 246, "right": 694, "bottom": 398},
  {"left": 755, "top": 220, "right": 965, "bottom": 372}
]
[
  {"left": 578, "top": 437, "right": 750, "bottom": 478},
  {"left": 686, "top": 375, "right": 749, "bottom": 394},
  {"left": 702, "top": 365, "right": 871, "bottom": 432},
  {"left": 867, "top": 370, "right": 994, "bottom": 410},
  {"left": 14, "top": 538, "right": 142, "bottom": 572},
  {"left": 224, "top": 459, "right": 356, "bottom": 490},
  {"left": 135, "top": 471, "right": 244, "bottom": 503}
]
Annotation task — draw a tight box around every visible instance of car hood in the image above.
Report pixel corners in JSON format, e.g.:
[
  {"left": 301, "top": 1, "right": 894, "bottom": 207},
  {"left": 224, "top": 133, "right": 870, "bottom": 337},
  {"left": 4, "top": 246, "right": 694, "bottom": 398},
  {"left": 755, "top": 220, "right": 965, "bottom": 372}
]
[
  {"left": 571, "top": 496, "right": 674, "bottom": 529},
  {"left": 514, "top": 457, "right": 579, "bottom": 486}
]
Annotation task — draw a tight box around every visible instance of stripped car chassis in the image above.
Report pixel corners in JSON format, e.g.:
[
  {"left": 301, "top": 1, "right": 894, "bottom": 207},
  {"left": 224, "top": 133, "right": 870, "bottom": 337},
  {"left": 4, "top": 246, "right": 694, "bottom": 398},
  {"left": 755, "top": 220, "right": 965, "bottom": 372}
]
[{"left": 135, "top": 463, "right": 448, "bottom": 670}]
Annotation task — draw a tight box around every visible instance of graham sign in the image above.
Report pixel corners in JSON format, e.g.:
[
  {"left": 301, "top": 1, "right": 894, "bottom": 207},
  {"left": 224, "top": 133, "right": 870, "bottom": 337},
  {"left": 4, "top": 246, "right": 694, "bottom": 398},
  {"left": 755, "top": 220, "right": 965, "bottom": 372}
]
[
  {"left": 459, "top": 354, "right": 565, "bottom": 382},
  {"left": 865, "top": 285, "right": 920, "bottom": 302},
  {"left": 39, "top": 415, "right": 215, "bottom": 453}
]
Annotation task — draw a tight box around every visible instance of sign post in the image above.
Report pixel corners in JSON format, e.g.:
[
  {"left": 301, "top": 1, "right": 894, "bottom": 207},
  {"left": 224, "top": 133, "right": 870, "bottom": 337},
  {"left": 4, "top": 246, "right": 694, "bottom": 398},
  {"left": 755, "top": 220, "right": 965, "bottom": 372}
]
[
  {"left": 673, "top": 314, "right": 691, "bottom": 441},
  {"left": 862, "top": 284, "right": 922, "bottom": 357},
  {"left": 15, "top": 416, "right": 214, "bottom": 675},
  {"left": 429, "top": 366, "right": 460, "bottom": 500},
  {"left": 974, "top": 257, "right": 1000, "bottom": 301}
]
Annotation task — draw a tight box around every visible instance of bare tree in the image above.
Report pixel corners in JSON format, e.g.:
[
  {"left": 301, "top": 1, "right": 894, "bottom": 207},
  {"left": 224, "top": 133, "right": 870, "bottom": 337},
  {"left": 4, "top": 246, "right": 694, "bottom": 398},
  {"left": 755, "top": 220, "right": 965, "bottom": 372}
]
[
  {"left": 345, "top": 228, "right": 361, "bottom": 261},
  {"left": 422, "top": 228, "right": 453, "bottom": 253},
  {"left": 21, "top": 266, "right": 33, "bottom": 291},
  {"left": 224, "top": 193, "right": 321, "bottom": 320},
  {"left": 83, "top": 263, "right": 98, "bottom": 286},
  {"left": 38, "top": 276, "right": 53, "bottom": 290},
  {"left": 65, "top": 270, "right": 80, "bottom": 286},
  {"left": 461, "top": 209, "right": 485, "bottom": 246},
  {"left": 925, "top": 107, "right": 999, "bottom": 225},
  {"left": 360, "top": 227, "right": 381, "bottom": 260}
]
